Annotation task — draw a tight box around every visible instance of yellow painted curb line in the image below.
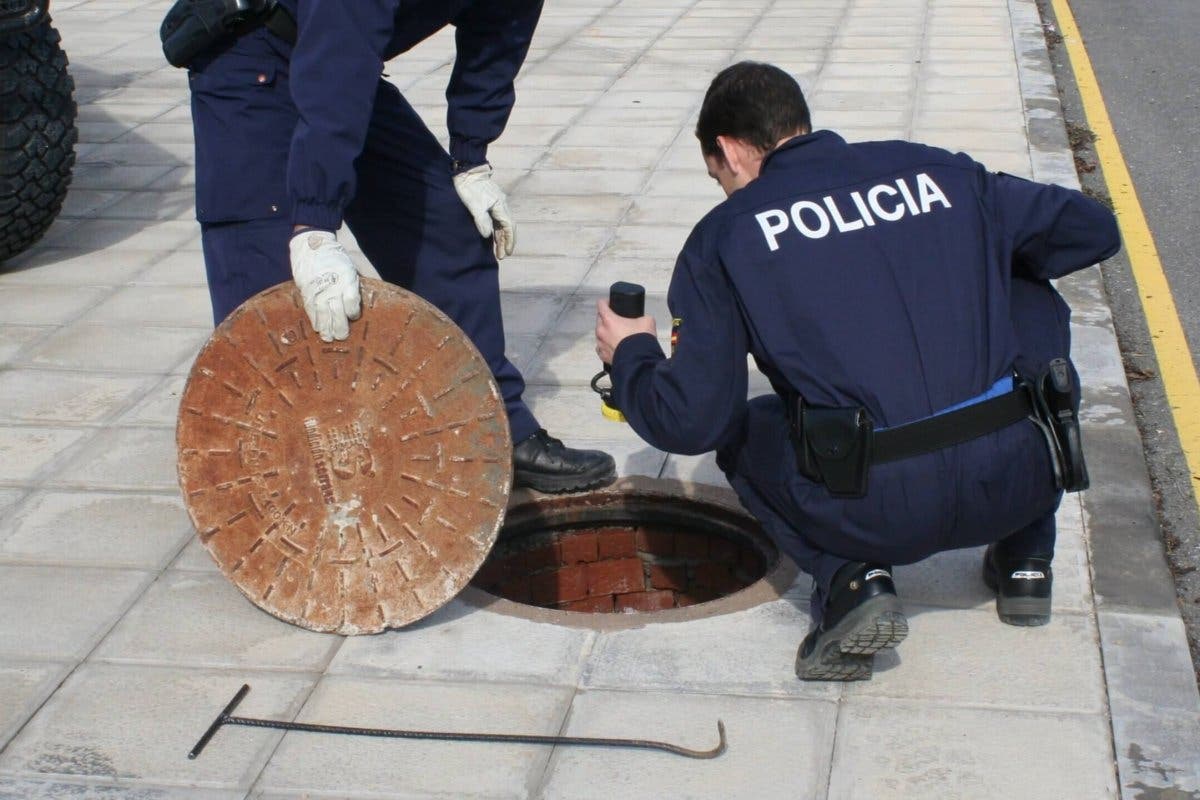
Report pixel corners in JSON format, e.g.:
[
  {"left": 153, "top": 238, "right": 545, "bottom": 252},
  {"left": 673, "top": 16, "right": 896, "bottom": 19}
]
[{"left": 1051, "top": 0, "right": 1200, "bottom": 496}]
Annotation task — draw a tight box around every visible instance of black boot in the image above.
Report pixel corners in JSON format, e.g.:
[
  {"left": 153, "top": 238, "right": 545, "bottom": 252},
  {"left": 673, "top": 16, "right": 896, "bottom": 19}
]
[
  {"left": 982, "top": 544, "right": 1052, "bottom": 626},
  {"left": 795, "top": 562, "right": 908, "bottom": 681},
  {"left": 512, "top": 429, "right": 616, "bottom": 493}
]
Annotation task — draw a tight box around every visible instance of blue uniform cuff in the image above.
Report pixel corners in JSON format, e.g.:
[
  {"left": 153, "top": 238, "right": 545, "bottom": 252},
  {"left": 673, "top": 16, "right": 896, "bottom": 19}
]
[
  {"left": 292, "top": 201, "right": 344, "bottom": 232},
  {"left": 450, "top": 138, "right": 488, "bottom": 172},
  {"left": 611, "top": 332, "right": 665, "bottom": 396},
  {"left": 613, "top": 332, "right": 664, "bottom": 366}
]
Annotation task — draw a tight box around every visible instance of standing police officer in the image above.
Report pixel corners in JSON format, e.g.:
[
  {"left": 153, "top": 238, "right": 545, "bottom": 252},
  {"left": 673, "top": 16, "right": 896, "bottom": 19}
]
[
  {"left": 595, "top": 62, "right": 1120, "bottom": 681},
  {"left": 167, "top": 0, "right": 616, "bottom": 494}
]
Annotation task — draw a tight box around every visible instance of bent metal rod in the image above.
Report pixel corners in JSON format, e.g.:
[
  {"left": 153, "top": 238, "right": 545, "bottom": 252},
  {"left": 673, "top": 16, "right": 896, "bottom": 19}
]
[{"left": 189, "top": 684, "right": 727, "bottom": 761}]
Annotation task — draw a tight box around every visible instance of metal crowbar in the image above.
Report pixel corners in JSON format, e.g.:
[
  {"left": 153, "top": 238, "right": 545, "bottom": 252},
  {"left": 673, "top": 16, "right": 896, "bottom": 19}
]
[{"left": 189, "top": 684, "right": 727, "bottom": 760}]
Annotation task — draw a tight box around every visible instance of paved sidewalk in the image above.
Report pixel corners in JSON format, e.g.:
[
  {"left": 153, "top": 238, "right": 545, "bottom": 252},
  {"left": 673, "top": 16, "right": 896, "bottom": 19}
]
[{"left": 1, "top": 0, "right": 1198, "bottom": 797}]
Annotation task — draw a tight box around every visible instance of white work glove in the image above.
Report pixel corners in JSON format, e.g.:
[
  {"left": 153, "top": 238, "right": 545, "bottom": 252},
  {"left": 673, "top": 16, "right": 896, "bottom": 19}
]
[
  {"left": 288, "top": 230, "right": 362, "bottom": 342},
  {"left": 452, "top": 163, "right": 516, "bottom": 260}
]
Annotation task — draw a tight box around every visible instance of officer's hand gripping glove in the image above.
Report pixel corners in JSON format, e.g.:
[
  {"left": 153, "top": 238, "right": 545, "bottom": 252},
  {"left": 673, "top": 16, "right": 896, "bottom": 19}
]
[
  {"left": 452, "top": 164, "right": 516, "bottom": 261},
  {"left": 289, "top": 230, "right": 362, "bottom": 342}
]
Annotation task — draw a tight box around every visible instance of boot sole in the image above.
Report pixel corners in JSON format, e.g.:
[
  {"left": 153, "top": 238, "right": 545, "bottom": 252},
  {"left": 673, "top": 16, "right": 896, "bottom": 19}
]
[
  {"left": 795, "top": 593, "right": 908, "bottom": 681},
  {"left": 513, "top": 463, "right": 617, "bottom": 494},
  {"left": 982, "top": 558, "right": 1051, "bottom": 626}
]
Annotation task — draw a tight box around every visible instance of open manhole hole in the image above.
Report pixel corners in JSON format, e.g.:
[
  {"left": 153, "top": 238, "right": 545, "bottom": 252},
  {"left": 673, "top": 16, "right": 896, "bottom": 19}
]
[{"left": 463, "top": 477, "right": 797, "bottom": 628}]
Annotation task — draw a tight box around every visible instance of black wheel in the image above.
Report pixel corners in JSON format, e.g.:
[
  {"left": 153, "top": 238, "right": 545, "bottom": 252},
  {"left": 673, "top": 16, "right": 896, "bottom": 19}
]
[{"left": 0, "top": 17, "right": 76, "bottom": 263}]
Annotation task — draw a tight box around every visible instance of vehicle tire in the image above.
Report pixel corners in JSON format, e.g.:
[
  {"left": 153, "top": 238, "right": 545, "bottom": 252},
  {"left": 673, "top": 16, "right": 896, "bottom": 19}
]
[{"left": 0, "top": 17, "right": 76, "bottom": 263}]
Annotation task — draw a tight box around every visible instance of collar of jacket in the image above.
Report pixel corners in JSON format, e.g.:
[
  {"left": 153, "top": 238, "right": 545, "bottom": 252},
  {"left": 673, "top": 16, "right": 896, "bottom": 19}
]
[{"left": 760, "top": 129, "right": 847, "bottom": 173}]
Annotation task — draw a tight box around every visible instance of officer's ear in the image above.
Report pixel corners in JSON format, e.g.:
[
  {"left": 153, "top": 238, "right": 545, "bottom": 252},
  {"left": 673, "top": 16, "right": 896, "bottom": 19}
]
[{"left": 716, "top": 135, "right": 766, "bottom": 182}]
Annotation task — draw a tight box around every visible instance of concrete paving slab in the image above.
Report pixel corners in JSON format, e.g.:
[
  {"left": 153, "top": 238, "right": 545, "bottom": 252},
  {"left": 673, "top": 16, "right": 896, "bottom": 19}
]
[
  {"left": 330, "top": 599, "right": 594, "bottom": 685},
  {"left": 539, "top": 690, "right": 838, "bottom": 800},
  {"left": 508, "top": 194, "right": 633, "bottom": 226},
  {"left": 540, "top": 145, "right": 663, "bottom": 172},
  {"left": 624, "top": 195, "right": 720, "bottom": 225},
  {"left": 93, "top": 572, "right": 341, "bottom": 671},
  {"left": 59, "top": 188, "right": 126, "bottom": 217},
  {"left": 601, "top": 224, "right": 693, "bottom": 260},
  {"left": 0, "top": 776, "right": 244, "bottom": 800},
  {"left": 828, "top": 699, "right": 1118, "bottom": 800},
  {"left": 0, "top": 488, "right": 24, "bottom": 516},
  {"left": 0, "top": 566, "right": 150, "bottom": 660},
  {"left": 895, "top": 539, "right": 1091, "bottom": 616},
  {"left": 582, "top": 597, "right": 837, "bottom": 700},
  {"left": 659, "top": 452, "right": 730, "bottom": 488},
  {"left": 67, "top": 164, "right": 177, "bottom": 192},
  {"left": 0, "top": 664, "right": 315, "bottom": 793},
  {"left": 848, "top": 607, "right": 1106, "bottom": 714},
  {"left": 22, "top": 325, "right": 208, "bottom": 374},
  {"left": 167, "top": 536, "right": 218, "bottom": 574},
  {"left": 581, "top": 254, "right": 677, "bottom": 297},
  {"left": 1098, "top": 612, "right": 1200, "bottom": 796},
  {"left": 114, "top": 374, "right": 186, "bottom": 427},
  {"left": 0, "top": 250, "right": 157, "bottom": 288},
  {"left": 527, "top": 335, "right": 602, "bottom": 387},
  {"left": 912, "top": 128, "right": 1030, "bottom": 154},
  {"left": 0, "top": 661, "right": 72, "bottom": 751},
  {"left": 0, "top": 287, "right": 109, "bottom": 327},
  {"left": 507, "top": 222, "right": 612, "bottom": 259},
  {"left": 0, "top": 426, "right": 92, "bottom": 484},
  {"left": 0, "top": 492, "right": 190, "bottom": 571},
  {"left": 48, "top": 427, "right": 177, "bottom": 492},
  {"left": 77, "top": 287, "right": 213, "bottom": 329},
  {"left": 519, "top": 168, "right": 647, "bottom": 197},
  {"left": 499, "top": 292, "right": 568, "bottom": 338},
  {"left": 252, "top": 677, "right": 573, "bottom": 799},
  {"left": 498, "top": 257, "right": 592, "bottom": 295},
  {"left": 42, "top": 220, "right": 198, "bottom": 253},
  {"left": 127, "top": 253, "right": 208, "bottom": 287},
  {"left": 0, "top": 371, "right": 149, "bottom": 425}
]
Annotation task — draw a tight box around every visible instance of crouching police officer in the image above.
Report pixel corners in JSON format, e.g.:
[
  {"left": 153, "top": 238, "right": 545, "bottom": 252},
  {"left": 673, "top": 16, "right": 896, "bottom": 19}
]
[
  {"left": 595, "top": 62, "right": 1120, "bottom": 680},
  {"left": 161, "top": 0, "right": 615, "bottom": 493}
]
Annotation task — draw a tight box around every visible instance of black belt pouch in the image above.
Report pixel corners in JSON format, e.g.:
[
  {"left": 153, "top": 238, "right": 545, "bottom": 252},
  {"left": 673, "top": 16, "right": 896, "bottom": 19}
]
[
  {"left": 161, "top": 0, "right": 273, "bottom": 68},
  {"left": 792, "top": 399, "right": 874, "bottom": 499}
]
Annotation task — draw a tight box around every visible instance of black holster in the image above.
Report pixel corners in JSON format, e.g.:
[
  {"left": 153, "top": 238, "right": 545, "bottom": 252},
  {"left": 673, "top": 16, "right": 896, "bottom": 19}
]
[
  {"left": 1028, "top": 358, "right": 1089, "bottom": 492},
  {"left": 790, "top": 399, "right": 874, "bottom": 499},
  {"left": 160, "top": 0, "right": 282, "bottom": 68}
]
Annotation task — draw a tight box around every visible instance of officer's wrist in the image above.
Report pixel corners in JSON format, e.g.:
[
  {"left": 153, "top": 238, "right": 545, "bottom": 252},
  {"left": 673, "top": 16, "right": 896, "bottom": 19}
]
[{"left": 451, "top": 158, "right": 489, "bottom": 175}]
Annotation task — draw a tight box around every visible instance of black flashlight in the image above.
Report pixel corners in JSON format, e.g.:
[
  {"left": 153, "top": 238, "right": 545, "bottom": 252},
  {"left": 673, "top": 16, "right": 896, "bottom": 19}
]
[{"left": 592, "top": 281, "right": 646, "bottom": 422}]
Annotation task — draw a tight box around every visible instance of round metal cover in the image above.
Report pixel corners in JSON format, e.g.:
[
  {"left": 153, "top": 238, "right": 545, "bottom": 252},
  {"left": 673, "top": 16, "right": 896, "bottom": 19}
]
[{"left": 176, "top": 279, "right": 512, "bottom": 634}]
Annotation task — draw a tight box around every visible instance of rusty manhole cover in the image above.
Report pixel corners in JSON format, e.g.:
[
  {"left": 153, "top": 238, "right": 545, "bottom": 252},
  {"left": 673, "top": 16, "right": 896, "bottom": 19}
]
[{"left": 177, "top": 279, "right": 512, "bottom": 634}]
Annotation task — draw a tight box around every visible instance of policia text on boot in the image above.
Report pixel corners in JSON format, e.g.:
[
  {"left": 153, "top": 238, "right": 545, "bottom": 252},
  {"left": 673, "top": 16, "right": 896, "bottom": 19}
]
[
  {"left": 161, "top": 0, "right": 615, "bottom": 494},
  {"left": 595, "top": 62, "right": 1120, "bottom": 681}
]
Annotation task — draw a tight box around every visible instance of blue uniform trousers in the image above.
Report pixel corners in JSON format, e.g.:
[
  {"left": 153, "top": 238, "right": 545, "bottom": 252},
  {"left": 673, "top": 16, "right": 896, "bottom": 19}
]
[
  {"left": 716, "top": 277, "right": 1067, "bottom": 616},
  {"left": 197, "top": 73, "right": 538, "bottom": 443}
]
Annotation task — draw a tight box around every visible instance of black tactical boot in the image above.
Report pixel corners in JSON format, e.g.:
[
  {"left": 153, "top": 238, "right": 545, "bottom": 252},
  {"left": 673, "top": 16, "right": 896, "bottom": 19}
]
[
  {"left": 512, "top": 429, "right": 616, "bottom": 493},
  {"left": 982, "top": 544, "right": 1052, "bottom": 626},
  {"left": 795, "top": 562, "right": 908, "bottom": 681}
]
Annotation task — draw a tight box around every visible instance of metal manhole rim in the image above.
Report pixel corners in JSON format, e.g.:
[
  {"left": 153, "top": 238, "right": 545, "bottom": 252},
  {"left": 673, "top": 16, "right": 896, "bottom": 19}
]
[{"left": 459, "top": 477, "right": 799, "bottom": 630}]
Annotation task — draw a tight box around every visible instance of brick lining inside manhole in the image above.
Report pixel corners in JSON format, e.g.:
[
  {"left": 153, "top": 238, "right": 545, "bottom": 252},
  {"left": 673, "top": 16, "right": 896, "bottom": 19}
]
[{"left": 471, "top": 524, "right": 768, "bottom": 613}]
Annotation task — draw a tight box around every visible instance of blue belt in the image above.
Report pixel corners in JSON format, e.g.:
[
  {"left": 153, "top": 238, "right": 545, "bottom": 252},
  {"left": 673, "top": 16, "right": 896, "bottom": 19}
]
[
  {"left": 934, "top": 375, "right": 1016, "bottom": 417},
  {"left": 877, "top": 375, "right": 1015, "bottom": 432}
]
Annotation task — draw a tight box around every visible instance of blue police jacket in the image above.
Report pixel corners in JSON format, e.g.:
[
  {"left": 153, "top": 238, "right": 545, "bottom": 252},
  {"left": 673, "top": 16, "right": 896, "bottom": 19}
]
[
  {"left": 191, "top": 0, "right": 542, "bottom": 227},
  {"left": 610, "top": 130, "right": 1121, "bottom": 456}
]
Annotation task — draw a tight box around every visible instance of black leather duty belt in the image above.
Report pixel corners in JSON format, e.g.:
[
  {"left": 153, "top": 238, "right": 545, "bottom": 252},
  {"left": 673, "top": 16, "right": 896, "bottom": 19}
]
[
  {"left": 873, "top": 385, "right": 1033, "bottom": 464},
  {"left": 791, "top": 385, "right": 1035, "bottom": 499}
]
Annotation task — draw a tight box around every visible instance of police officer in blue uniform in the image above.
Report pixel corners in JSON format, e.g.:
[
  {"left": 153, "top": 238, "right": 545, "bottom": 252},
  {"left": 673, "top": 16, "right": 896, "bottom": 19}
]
[
  {"left": 595, "top": 62, "right": 1120, "bottom": 680},
  {"left": 169, "top": 0, "right": 615, "bottom": 493}
]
